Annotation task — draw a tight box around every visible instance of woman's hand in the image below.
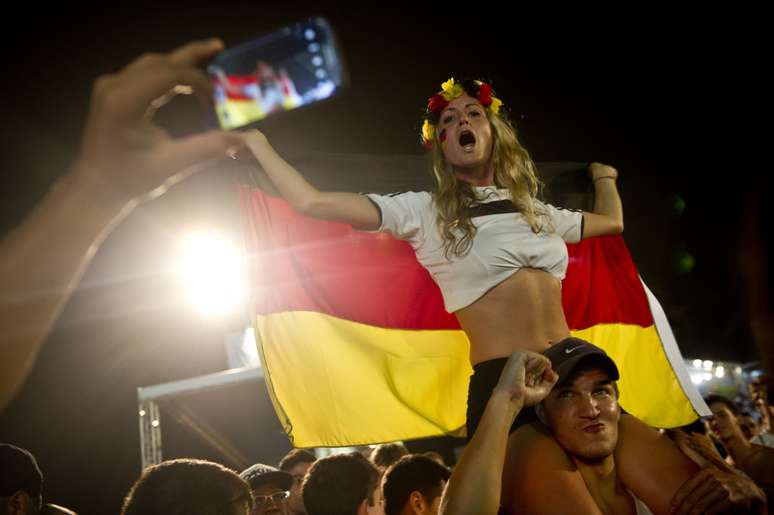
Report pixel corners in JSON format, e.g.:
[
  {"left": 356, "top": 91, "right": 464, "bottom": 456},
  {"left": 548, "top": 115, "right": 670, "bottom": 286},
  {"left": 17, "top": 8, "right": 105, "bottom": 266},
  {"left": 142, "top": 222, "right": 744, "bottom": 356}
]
[
  {"left": 670, "top": 465, "right": 768, "bottom": 515},
  {"left": 589, "top": 162, "right": 618, "bottom": 182},
  {"left": 583, "top": 162, "right": 624, "bottom": 238}
]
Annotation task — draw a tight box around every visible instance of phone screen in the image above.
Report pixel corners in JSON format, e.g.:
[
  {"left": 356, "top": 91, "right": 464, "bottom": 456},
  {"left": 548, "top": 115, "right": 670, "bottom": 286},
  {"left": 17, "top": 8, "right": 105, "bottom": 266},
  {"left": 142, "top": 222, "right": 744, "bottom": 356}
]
[{"left": 208, "top": 17, "right": 347, "bottom": 130}]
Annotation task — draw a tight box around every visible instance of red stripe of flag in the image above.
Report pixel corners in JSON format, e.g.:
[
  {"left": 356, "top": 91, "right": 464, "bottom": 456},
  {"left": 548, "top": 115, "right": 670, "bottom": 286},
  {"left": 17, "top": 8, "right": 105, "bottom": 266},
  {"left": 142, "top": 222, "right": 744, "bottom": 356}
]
[
  {"left": 241, "top": 188, "right": 653, "bottom": 330},
  {"left": 563, "top": 237, "right": 654, "bottom": 328},
  {"left": 212, "top": 74, "right": 259, "bottom": 101}
]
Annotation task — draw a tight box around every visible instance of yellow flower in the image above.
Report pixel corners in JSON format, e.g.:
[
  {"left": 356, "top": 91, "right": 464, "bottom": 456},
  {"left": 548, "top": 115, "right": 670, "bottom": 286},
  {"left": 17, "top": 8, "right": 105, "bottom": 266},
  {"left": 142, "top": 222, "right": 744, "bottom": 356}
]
[
  {"left": 489, "top": 96, "right": 503, "bottom": 115},
  {"left": 422, "top": 119, "right": 435, "bottom": 142},
  {"left": 440, "top": 77, "right": 464, "bottom": 101}
]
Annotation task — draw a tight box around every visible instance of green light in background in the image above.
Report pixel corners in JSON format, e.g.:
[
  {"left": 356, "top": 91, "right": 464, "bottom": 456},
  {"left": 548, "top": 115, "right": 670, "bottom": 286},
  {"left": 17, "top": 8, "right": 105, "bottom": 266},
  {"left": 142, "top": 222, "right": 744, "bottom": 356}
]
[
  {"left": 672, "top": 194, "right": 686, "bottom": 216},
  {"left": 673, "top": 250, "right": 696, "bottom": 274}
]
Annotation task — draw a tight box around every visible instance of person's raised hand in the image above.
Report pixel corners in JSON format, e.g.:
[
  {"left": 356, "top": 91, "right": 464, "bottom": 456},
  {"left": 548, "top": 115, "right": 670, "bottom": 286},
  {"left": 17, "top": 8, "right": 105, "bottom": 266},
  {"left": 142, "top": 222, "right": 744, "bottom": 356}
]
[
  {"left": 588, "top": 162, "right": 618, "bottom": 182},
  {"left": 493, "top": 350, "right": 558, "bottom": 409},
  {"left": 74, "top": 38, "right": 244, "bottom": 204}
]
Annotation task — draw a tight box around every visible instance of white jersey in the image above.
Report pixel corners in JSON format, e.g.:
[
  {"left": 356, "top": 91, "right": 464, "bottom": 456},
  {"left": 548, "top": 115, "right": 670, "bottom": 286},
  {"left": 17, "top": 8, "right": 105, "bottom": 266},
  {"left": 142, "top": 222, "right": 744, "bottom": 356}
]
[{"left": 365, "top": 186, "right": 583, "bottom": 312}]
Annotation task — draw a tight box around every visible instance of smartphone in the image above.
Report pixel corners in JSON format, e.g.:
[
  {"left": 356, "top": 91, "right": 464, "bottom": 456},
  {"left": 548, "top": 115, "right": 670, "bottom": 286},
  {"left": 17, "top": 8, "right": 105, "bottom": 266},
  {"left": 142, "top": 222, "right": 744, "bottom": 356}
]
[{"left": 208, "top": 17, "right": 347, "bottom": 130}]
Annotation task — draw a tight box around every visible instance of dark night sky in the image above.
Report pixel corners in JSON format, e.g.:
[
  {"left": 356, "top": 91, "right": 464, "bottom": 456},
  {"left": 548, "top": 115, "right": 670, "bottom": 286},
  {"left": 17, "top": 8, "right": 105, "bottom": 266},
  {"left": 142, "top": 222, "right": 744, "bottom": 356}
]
[{"left": 0, "top": 6, "right": 767, "bottom": 514}]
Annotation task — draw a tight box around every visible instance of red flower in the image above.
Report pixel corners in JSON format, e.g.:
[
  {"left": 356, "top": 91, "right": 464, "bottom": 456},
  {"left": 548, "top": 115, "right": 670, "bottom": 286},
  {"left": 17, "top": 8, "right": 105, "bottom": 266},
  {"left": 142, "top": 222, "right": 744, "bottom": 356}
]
[
  {"left": 478, "top": 83, "right": 493, "bottom": 107},
  {"left": 427, "top": 94, "right": 448, "bottom": 114}
]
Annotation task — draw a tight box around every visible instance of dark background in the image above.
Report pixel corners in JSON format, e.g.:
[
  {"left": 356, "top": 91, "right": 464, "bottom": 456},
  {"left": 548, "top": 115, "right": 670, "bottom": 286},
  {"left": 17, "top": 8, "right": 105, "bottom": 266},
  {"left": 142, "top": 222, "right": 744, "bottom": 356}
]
[{"left": 0, "top": 5, "right": 767, "bottom": 514}]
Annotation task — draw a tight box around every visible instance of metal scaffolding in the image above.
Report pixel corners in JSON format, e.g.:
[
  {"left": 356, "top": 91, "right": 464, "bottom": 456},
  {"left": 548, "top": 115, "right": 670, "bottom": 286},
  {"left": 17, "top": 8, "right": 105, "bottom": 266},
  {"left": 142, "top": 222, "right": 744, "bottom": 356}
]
[{"left": 136, "top": 366, "right": 264, "bottom": 470}]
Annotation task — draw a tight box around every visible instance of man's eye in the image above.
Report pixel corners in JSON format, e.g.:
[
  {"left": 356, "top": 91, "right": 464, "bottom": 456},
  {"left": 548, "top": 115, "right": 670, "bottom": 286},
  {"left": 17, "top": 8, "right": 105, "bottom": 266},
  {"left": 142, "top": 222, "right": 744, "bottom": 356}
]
[{"left": 594, "top": 388, "right": 613, "bottom": 396}]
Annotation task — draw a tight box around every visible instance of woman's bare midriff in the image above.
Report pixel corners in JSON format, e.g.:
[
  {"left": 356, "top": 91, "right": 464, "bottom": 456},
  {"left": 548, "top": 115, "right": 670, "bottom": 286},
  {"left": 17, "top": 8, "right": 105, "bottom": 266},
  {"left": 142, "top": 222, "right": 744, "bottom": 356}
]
[
  {"left": 460, "top": 268, "right": 698, "bottom": 514},
  {"left": 454, "top": 267, "right": 570, "bottom": 364}
]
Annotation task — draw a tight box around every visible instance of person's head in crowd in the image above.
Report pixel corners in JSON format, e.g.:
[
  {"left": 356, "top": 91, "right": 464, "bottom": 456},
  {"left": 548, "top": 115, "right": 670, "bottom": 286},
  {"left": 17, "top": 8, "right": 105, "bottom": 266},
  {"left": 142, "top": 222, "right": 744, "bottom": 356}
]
[
  {"left": 278, "top": 450, "right": 316, "bottom": 515},
  {"left": 748, "top": 378, "right": 768, "bottom": 404},
  {"left": 302, "top": 453, "right": 383, "bottom": 515},
  {"left": 240, "top": 463, "right": 293, "bottom": 515},
  {"left": 121, "top": 458, "right": 252, "bottom": 515},
  {"left": 740, "top": 412, "right": 760, "bottom": 440},
  {"left": 40, "top": 505, "right": 77, "bottom": 515},
  {"left": 536, "top": 338, "right": 621, "bottom": 463},
  {"left": 369, "top": 444, "right": 408, "bottom": 475},
  {"left": 0, "top": 444, "right": 43, "bottom": 515},
  {"left": 382, "top": 455, "right": 450, "bottom": 515},
  {"left": 419, "top": 452, "right": 445, "bottom": 467},
  {"left": 672, "top": 417, "right": 729, "bottom": 458},
  {"left": 705, "top": 395, "right": 746, "bottom": 443},
  {"left": 748, "top": 378, "right": 772, "bottom": 431}
]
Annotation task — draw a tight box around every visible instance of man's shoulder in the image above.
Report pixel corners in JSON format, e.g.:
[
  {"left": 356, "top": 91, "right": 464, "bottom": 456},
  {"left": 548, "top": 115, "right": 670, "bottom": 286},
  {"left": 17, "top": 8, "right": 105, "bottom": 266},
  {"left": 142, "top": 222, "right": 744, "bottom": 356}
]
[{"left": 505, "top": 421, "right": 574, "bottom": 465}]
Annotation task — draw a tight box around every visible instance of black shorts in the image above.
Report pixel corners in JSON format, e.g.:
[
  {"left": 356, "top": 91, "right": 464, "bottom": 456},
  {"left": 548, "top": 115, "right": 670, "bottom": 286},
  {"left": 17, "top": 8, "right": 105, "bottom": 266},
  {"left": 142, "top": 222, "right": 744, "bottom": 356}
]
[{"left": 466, "top": 357, "right": 538, "bottom": 440}]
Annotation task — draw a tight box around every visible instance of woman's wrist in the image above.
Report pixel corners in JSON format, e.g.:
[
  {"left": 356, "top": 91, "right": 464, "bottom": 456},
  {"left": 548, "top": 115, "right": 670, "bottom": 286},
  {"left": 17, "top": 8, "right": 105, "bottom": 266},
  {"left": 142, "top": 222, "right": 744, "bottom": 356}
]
[{"left": 593, "top": 175, "right": 617, "bottom": 184}]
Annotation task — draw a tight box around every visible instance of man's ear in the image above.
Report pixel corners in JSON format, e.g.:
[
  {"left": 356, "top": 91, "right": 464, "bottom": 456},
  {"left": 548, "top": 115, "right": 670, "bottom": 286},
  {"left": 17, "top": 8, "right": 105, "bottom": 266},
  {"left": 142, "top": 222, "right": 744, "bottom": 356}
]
[
  {"left": 535, "top": 403, "right": 548, "bottom": 426},
  {"left": 409, "top": 490, "right": 426, "bottom": 513},
  {"left": 357, "top": 497, "right": 369, "bottom": 515}
]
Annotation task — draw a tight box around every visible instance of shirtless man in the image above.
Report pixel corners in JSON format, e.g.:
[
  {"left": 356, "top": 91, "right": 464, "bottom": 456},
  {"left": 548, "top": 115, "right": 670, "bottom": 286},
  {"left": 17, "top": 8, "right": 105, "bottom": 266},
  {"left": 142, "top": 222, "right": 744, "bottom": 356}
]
[{"left": 440, "top": 339, "right": 767, "bottom": 515}]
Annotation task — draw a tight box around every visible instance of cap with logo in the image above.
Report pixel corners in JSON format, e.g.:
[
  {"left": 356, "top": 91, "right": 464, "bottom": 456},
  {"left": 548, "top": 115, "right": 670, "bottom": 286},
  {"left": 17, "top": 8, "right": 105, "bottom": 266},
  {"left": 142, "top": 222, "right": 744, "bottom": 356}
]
[
  {"left": 542, "top": 337, "right": 620, "bottom": 386},
  {"left": 239, "top": 463, "right": 293, "bottom": 492}
]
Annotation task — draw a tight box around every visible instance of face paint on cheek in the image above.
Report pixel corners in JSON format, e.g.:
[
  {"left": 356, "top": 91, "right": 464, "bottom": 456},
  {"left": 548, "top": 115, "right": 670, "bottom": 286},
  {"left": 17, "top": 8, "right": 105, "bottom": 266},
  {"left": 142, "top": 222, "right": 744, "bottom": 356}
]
[{"left": 439, "top": 129, "right": 447, "bottom": 143}]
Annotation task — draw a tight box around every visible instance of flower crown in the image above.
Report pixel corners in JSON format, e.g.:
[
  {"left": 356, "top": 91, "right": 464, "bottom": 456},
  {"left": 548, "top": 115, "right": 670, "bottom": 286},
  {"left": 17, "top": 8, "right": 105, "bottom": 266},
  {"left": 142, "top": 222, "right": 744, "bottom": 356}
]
[{"left": 421, "top": 78, "right": 503, "bottom": 148}]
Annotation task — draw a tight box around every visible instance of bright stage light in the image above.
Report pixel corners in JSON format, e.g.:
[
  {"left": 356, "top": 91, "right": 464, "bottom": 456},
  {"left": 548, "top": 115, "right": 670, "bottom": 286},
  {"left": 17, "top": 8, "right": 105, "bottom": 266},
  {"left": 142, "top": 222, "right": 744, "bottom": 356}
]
[
  {"left": 180, "top": 232, "right": 246, "bottom": 316},
  {"left": 692, "top": 359, "right": 702, "bottom": 368},
  {"left": 715, "top": 366, "right": 725, "bottom": 378},
  {"left": 703, "top": 360, "right": 713, "bottom": 371}
]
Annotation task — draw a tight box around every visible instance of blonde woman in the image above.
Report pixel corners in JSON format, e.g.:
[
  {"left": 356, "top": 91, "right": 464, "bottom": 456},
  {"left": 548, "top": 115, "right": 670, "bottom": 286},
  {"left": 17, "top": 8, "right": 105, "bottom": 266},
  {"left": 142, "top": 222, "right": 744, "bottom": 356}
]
[{"left": 241, "top": 78, "right": 697, "bottom": 514}]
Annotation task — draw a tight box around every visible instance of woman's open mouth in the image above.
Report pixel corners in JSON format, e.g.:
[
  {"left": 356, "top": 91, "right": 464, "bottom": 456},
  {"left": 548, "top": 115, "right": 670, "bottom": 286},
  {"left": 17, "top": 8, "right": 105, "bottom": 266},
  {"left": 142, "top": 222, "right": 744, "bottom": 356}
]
[{"left": 458, "top": 130, "right": 476, "bottom": 151}]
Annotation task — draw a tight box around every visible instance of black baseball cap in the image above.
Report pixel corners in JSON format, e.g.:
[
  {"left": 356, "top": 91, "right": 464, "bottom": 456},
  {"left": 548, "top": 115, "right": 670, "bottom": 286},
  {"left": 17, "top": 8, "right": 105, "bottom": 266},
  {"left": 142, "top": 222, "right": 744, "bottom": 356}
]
[
  {"left": 239, "top": 463, "right": 293, "bottom": 491},
  {"left": 543, "top": 337, "right": 619, "bottom": 386}
]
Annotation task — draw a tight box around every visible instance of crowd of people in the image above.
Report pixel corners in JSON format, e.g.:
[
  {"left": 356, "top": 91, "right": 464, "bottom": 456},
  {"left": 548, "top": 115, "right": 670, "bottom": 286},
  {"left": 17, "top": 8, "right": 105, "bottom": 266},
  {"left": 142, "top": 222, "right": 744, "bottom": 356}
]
[
  {"left": 4, "top": 357, "right": 773, "bottom": 514},
  {"left": 2, "top": 36, "right": 774, "bottom": 514}
]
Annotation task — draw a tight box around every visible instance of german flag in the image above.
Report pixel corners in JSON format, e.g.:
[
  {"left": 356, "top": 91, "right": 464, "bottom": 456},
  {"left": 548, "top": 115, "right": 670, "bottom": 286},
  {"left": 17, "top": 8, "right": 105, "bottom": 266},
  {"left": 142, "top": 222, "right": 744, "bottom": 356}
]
[{"left": 240, "top": 183, "right": 707, "bottom": 448}]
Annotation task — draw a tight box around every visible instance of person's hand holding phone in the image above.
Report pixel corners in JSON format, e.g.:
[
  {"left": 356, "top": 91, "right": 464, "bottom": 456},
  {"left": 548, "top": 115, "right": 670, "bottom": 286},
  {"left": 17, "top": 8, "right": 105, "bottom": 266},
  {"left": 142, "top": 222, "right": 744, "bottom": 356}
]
[
  {"left": 208, "top": 18, "right": 347, "bottom": 130},
  {"left": 73, "top": 38, "right": 244, "bottom": 207}
]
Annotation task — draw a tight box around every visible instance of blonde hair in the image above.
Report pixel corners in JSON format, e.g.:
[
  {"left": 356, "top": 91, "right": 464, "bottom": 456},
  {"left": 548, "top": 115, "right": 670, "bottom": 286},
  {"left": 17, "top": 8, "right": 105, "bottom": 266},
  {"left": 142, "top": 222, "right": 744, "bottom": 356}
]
[{"left": 430, "top": 110, "right": 546, "bottom": 257}]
